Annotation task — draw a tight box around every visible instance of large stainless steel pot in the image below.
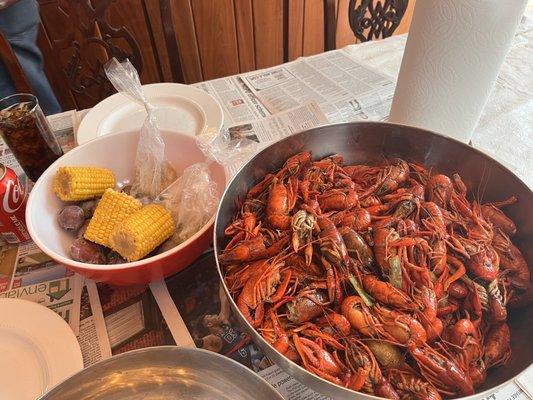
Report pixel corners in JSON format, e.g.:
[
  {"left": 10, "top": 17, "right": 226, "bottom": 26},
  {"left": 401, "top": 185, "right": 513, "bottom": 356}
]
[
  {"left": 39, "top": 346, "right": 283, "bottom": 399},
  {"left": 214, "top": 122, "right": 533, "bottom": 399}
]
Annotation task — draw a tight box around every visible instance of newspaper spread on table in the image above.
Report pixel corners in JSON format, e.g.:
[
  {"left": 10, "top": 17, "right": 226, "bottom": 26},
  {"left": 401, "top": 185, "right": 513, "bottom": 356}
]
[
  {"left": 193, "top": 49, "right": 393, "bottom": 131},
  {"left": 0, "top": 47, "right": 531, "bottom": 399}
]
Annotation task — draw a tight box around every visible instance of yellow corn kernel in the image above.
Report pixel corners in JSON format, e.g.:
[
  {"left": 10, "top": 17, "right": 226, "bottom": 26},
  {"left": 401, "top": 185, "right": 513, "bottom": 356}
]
[
  {"left": 84, "top": 189, "right": 142, "bottom": 247},
  {"left": 109, "top": 204, "right": 175, "bottom": 261},
  {"left": 53, "top": 166, "right": 116, "bottom": 201}
]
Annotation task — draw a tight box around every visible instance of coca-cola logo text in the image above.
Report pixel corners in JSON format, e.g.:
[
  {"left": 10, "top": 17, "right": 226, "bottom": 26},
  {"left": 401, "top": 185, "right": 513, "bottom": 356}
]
[{"left": 3, "top": 179, "right": 25, "bottom": 213}]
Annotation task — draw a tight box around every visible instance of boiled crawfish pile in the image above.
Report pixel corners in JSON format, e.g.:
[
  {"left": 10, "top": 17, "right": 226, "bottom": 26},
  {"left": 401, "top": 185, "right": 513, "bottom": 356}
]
[{"left": 220, "top": 152, "right": 531, "bottom": 399}]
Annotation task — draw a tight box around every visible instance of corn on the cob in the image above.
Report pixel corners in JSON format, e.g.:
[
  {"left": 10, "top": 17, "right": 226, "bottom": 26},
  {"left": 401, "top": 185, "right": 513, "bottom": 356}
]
[
  {"left": 53, "top": 166, "right": 116, "bottom": 201},
  {"left": 109, "top": 204, "right": 175, "bottom": 261},
  {"left": 84, "top": 189, "right": 142, "bottom": 247}
]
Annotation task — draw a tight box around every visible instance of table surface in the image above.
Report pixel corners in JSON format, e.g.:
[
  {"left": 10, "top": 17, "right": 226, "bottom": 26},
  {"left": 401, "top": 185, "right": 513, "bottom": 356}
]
[{"left": 5, "top": 9, "right": 532, "bottom": 400}]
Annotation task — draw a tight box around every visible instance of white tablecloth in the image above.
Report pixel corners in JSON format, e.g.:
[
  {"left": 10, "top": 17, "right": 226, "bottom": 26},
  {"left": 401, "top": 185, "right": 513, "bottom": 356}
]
[{"left": 343, "top": 12, "right": 533, "bottom": 188}]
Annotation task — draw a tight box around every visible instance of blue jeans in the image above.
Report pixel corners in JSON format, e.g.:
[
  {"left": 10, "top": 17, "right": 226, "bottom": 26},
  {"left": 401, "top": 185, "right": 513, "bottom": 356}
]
[{"left": 0, "top": 0, "right": 61, "bottom": 115}]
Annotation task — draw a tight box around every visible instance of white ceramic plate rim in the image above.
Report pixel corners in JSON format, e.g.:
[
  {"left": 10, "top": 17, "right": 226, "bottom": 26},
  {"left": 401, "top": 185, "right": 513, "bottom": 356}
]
[
  {"left": 0, "top": 298, "right": 83, "bottom": 398},
  {"left": 76, "top": 82, "right": 224, "bottom": 145},
  {"left": 26, "top": 131, "right": 227, "bottom": 271}
]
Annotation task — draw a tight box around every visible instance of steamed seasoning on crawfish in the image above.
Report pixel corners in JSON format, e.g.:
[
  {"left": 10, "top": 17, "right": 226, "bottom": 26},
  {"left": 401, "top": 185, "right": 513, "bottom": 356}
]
[{"left": 220, "top": 152, "right": 531, "bottom": 399}]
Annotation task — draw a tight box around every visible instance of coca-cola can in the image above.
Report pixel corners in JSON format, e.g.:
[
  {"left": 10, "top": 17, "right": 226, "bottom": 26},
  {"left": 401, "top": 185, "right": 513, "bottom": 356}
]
[{"left": 0, "top": 163, "right": 30, "bottom": 243}]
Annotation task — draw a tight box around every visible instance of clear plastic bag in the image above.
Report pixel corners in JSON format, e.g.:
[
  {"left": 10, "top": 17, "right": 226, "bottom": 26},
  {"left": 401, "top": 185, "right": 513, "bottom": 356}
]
[
  {"left": 104, "top": 58, "right": 219, "bottom": 250},
  {"left": 196, "top": 124, "right": 270, "bottom": 167},
  {"left": 156, "top": 162, "right": 218, "bottom": 246},
  {"left": 104, "top": 58, "right": 176, "bottom": 199}
]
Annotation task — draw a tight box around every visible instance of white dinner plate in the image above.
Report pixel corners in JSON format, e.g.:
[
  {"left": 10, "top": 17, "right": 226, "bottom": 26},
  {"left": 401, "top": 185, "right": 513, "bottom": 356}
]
[
  {"left": 0, "top": 299, "right": 83, "bottom": 400},
  {"left": 77, "top": 83, "right": 223, "bottom": 145}
]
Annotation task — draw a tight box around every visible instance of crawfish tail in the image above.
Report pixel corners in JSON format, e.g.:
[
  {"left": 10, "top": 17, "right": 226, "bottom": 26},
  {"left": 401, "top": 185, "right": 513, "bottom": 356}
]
[
  {"left": 488, "top": 279, "right": 503, "bottom": 303},
  {"left": 475, "top": 282, "right": 490, "bottom": 311}
]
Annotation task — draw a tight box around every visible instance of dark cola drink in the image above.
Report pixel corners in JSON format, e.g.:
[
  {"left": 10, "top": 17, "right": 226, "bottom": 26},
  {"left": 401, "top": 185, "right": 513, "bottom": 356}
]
[{"left": 0, "top": 94, "right": 63, "bottom": 182}]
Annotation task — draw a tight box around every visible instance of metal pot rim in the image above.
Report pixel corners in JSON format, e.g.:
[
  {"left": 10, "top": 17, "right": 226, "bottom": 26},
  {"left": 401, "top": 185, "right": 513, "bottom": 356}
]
[{"left": 39, "top": 345, "right": 283, "bottom": 400}]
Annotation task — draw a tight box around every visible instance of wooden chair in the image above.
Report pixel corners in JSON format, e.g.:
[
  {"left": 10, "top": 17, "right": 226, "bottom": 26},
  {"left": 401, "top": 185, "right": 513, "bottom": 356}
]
[
  {"left": 0, "top": 30, "right": 33, "bottom": 94},
  {"left": 159, "top": 0, "right": 184, "bottom": 84},
  {"left": 37, "top": 0, "right": 186, "bottom": 110},
  {"left": 324, "top": 0, "right": 410, "bottom": 51}
]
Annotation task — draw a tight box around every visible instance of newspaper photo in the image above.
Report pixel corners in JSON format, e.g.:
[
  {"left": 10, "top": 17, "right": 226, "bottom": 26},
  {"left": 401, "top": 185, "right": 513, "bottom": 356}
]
[
  {"left": 91, "top": 281, "right": 176, "bottom": 361},
  {"left": 78, "top": 278, "right": 178, "bottom": 368},
  {"left": 221, "top": 101, "right": 329, "bottom": 176},
  {"left": 194, "top": 76, "right": 269, "bottom": 128},
  {"left": 228, "top": 100, "right": 328, "bottom": 144},
  {"left": 165, "top": 253, "right": 253, "bottom": 366}
]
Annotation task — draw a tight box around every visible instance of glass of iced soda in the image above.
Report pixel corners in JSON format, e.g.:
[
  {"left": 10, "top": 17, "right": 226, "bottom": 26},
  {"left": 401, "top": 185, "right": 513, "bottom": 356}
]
[{"left": 0, "top": 93, "right": 63, "bottom": 182}]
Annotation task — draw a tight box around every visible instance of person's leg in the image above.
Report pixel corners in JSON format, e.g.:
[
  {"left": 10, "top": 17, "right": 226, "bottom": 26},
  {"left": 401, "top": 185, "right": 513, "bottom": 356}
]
[{"left": 0, "top": 0, "right": 61, "bottom": 115}]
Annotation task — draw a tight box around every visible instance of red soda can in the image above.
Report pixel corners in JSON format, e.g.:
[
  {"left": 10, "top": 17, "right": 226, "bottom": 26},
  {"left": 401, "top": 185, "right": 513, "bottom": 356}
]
[{"left": 0, "top": 163, "right": 30, "bottom": 243}]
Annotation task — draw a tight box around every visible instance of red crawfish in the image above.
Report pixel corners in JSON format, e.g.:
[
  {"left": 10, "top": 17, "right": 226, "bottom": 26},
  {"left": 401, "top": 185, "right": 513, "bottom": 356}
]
[
  {"left": 375, "top": 158, "right": 410, "bottom": 196},
  {"left": 341, "top": 296, "right": 427, "bottom": 345},
  {"left": 481, "top": 204, "right": 516, "bottom": 236},
  {"left": 318, "top": 188, "right": 358, "bottom": 212},
  {"left": 386, "top": 369, "right": 442, "bottom": 400},
  {"left": 408, "top": 342, "right": 474, "bottom": 396},
  {"left": 292, "top": 333, "right": 345, "bottom": 386},
  {"left": 427, "top": 174, "right": 453, "bottom": 208},
  {"left": 316, "top": 312, "right": 351, "bottom": 337},
  {"left": 286, "top": 288, "right": 328, "bottom": 324},
  {"left": 361, "top": 274, "right": 416, "bottom": 311},
  {"left": 317, "top": 216, "right": 350, "bottom": 266},
  {"left": 466, "top": 245, "right": 500, "bottom": 282},
  {"left": 445, "top": 318, "right": 482, "bottom": 366},
  {"left": 266, "top": 176, "right": 298, "bottom": 230},
  {"left": 235, "top": 258, "right": 284, "bottom": 327},
  {"left": 262, "top": 309, "right": 290, "bottom": 354},
  {"left": 219, "top": 234, "right": 289, "bottom": 264},
  {"left": 493, "top": 230, "right": 530, "bottom": 289},
  {"left": 291, "top": 209, "right": 316, "bottom": 265},
  {"left": 276, "top": 151, "right": 312, "bottom": 179},
  {"left": 484, "top": 323, "right": 511, "bottom": 368},
  {"left": 344, "top": 338, "right": 399, "bottom": 397},
  {"left": 339, "top": 226, "right": 375, "bottom": 270},
  {"left": 330, "top": 208, "right": 372, "bottom": 232}
]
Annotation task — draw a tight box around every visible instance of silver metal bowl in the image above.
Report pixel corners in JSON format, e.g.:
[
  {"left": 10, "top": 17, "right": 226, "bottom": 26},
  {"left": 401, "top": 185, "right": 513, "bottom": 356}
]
[
  {"left": 214, "top": 122, "right": 533, "bottom": 400},
  {"left": 38, "top": 346, "right": 283, "bottom": 400}
]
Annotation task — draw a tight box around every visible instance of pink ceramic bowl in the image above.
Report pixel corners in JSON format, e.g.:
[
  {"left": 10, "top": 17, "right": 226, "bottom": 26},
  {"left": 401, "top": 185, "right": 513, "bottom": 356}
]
[{"left": 26, "top": 130, "right": 226, "bottom": 285}]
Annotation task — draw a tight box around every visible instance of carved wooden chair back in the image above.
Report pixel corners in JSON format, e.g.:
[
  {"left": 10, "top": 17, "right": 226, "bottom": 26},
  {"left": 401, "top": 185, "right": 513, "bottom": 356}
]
[
  {"left": 324, "top": 0, "right": 409, "bottom": 50},
  {"left": 42, "top": 0, "right": 144, "bottom": 108},
  {"left": 38, "top": 0, "right": 185, "bottom": 109}
]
